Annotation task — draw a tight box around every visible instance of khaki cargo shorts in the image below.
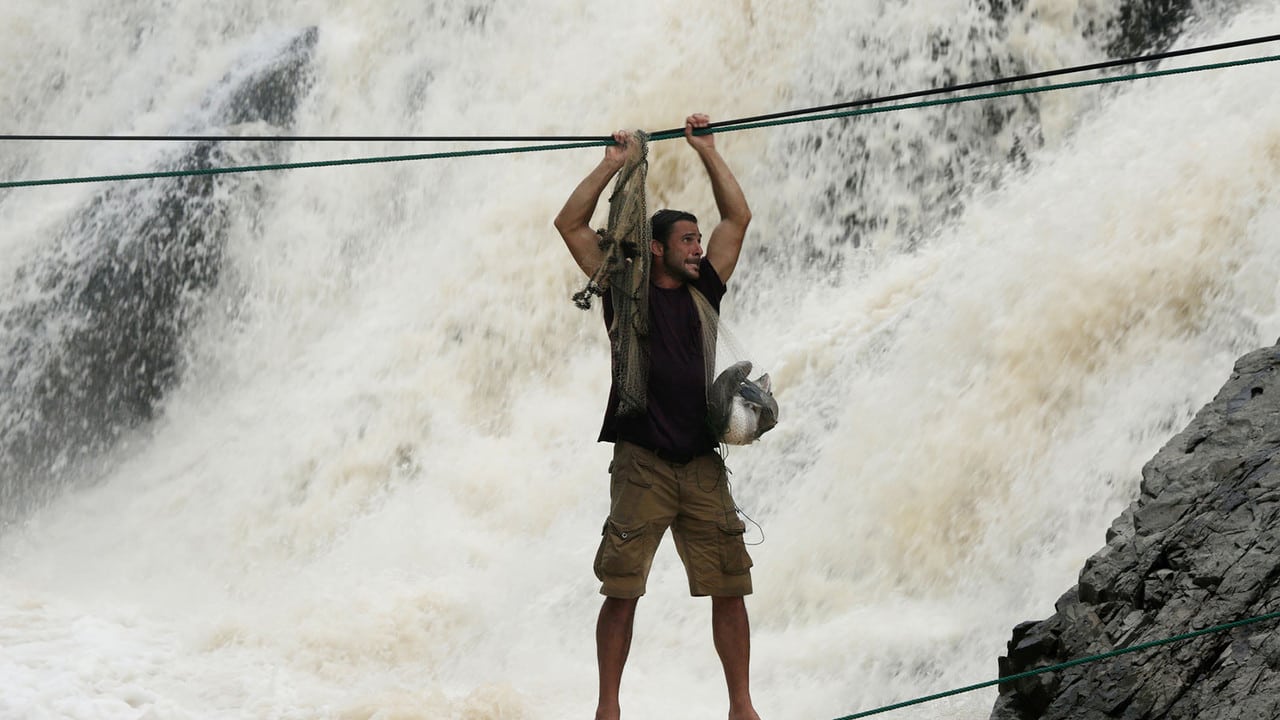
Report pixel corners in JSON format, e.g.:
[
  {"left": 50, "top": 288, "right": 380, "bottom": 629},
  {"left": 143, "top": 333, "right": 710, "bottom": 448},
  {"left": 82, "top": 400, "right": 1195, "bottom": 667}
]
[{"left": 593, "top": 441, "right": 753, "bottom": 598}]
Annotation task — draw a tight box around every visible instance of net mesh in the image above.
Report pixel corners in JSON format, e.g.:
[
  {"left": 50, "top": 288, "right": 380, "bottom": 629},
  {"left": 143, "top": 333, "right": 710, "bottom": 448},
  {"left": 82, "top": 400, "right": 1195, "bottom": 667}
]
[{"left": 571, "top": 132, "right": 655, "bottom": 418}]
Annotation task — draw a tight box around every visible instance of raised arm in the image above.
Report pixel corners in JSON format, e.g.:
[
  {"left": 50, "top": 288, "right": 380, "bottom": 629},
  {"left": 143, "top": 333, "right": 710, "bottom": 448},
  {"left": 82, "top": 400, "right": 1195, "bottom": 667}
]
[
  {"left": 554, "top": 131, "right": 635, "bottom": 278},
  {"left": 685, "top": 114, "right": 751, "bottom": 283}
]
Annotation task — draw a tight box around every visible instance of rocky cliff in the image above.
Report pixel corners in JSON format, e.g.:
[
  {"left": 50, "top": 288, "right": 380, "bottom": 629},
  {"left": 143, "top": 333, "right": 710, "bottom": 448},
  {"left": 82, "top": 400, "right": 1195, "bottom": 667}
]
[
  {"left": 991, "top": 342, "right": 1280, "bottom": 719},
  {"left": 0, "top": 28, "right": 318, "bottom": 518}
]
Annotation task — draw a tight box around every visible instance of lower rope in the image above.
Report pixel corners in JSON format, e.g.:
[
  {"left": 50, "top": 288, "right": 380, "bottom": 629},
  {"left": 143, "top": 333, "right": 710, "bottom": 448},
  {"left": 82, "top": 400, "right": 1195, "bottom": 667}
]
[{"left": 831, "top": 609, "right": 1280, "bottom": 720}]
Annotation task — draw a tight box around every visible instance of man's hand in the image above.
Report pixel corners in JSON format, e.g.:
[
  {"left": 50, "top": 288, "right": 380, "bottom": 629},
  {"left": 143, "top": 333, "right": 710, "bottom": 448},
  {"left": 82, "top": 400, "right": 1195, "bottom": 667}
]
[
  {"left": 605, "top": 130, "right": 638, "bottom": 169},
  {"left": 684, "top": 113, "right": 715, "bottom": 154}
]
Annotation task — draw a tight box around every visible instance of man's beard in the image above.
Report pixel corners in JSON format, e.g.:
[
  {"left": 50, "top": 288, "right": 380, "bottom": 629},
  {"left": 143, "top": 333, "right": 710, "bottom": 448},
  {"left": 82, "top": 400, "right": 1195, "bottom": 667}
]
[{"left": 664, "top": 252, "right": 700, "bottom": 283}]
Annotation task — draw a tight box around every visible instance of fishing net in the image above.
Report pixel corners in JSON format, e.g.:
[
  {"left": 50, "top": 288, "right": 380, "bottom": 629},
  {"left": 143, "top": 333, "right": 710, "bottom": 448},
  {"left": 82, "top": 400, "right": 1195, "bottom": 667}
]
[
  {"left": 692, "top": 288, "right": 777, "bottom": 445},
  {"left": 571, "top": 131, "right": 653, "bottom": 419}
]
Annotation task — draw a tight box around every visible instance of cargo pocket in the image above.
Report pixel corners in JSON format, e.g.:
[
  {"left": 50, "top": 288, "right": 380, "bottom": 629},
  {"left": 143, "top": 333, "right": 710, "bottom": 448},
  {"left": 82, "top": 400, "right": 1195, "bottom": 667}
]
[
  {"left": 593, "top": 519, "right": 649, "bottom": 580},
  {"left": 611, "top": 447, "right": 654, "bottom": 489},
  {"left": 718, "top": 522, "right": 753, "bottom": 575}
]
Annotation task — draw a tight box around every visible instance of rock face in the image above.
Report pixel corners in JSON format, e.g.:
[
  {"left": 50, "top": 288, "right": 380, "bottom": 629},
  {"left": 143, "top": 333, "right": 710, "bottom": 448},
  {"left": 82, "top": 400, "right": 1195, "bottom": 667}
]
[
  {"left": 0, "top": 28, "right": 318, "bottom": 517},
  {"left": 991, "top": 342, "right": 1280, "bottom": 720}
]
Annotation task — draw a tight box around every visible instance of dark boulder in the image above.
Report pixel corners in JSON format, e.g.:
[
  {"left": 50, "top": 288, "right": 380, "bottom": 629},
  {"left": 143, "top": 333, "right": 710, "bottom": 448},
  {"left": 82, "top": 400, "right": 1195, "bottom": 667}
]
[
  {"left": 991, "top": 342, "right": 1280, "bottom": 720},
  {"left": 0, "top": 28, "right": 318, "bottom": 517}
]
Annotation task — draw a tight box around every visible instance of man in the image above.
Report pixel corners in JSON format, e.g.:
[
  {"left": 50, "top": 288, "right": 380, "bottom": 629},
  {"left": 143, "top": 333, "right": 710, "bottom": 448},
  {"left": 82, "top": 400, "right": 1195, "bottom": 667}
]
[{"left": 554, "top": 114, "right": 760, "bottom": 720}]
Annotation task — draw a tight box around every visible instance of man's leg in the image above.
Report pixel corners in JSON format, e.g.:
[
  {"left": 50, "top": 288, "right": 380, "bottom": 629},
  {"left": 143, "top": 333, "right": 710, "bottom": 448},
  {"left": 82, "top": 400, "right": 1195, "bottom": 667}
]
[
  {"left": 712, "top": 595, "right": 761, "bottom": 720},
  {"left": 596, "top": 596, "right": 639, "bottom": 720}
]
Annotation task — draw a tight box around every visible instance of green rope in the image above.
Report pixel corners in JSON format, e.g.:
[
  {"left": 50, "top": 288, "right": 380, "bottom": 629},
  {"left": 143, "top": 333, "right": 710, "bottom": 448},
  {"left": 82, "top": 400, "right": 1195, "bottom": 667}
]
[
  {"left": 831, "top": 609, "right": 1280, "bottom": 720},
  {"left": 0, "top": 139, "right": 608, "bottom": 189},
  {"left": 10, "top": 33, "right": 1278, "bottom": 144},
  {"left": 2, "top": 52, "right": 1278, "bottom": 190}
]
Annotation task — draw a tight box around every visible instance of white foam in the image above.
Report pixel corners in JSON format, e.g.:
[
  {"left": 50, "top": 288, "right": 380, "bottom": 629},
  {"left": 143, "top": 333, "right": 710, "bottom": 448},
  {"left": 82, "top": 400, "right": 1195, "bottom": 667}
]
[{"left": 2, "top": 1, "right": 1279, "bottom": 718}]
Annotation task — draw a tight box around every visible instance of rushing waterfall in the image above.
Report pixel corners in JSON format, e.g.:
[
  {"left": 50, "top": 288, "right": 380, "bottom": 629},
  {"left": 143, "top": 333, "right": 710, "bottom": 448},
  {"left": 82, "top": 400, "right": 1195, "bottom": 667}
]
[{"left": 2, "top": 1, "right": 1278, "bottom": 718}]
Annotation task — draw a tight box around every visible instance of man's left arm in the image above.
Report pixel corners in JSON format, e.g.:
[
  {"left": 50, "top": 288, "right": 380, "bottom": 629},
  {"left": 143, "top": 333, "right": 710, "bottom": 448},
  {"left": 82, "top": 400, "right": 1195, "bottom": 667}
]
[{"left": 685, "top": 113, "right": 751, "bottom": 283}]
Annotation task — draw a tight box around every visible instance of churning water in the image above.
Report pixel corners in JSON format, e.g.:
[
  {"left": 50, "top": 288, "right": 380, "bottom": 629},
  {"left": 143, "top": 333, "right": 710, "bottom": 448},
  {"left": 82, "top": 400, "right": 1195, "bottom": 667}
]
[{"left": 2, "top": 1, "right": 1279, "bottom": 718}]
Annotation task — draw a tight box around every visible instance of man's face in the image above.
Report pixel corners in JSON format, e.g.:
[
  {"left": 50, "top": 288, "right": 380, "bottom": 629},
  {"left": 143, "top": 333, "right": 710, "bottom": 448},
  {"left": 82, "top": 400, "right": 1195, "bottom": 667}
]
[{"left": 654, "top": 220, "right": 703, "bottom": 283}]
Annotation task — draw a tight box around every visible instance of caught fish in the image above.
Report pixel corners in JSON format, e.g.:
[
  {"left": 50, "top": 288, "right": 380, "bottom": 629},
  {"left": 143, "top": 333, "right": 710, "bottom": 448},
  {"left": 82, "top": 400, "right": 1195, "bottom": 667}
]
[{"left": 708, "top": 361, "right": 779, "bottom": 446}]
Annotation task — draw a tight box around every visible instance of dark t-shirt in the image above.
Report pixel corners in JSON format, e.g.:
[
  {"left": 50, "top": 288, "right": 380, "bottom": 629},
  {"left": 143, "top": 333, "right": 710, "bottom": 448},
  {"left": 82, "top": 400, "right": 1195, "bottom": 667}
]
[{"left": 599, "top": 257, "right": 726, "bottom": 459}]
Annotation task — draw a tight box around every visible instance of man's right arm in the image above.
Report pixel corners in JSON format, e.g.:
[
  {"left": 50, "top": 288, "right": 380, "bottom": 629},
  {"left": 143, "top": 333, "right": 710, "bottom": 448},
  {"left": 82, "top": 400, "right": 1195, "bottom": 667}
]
[{"left": 554, "top": 131, "right": 632, "bottom": 278}]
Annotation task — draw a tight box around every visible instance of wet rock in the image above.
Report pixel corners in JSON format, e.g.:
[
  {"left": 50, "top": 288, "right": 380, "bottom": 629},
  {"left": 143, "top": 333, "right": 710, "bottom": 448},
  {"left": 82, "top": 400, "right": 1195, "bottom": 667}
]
[
  {"left": 0, "top": 28, "right": 319, "bottom": 516},
  {"left": 991, "top": 343, "right": 1280, "bottom": 720}
]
